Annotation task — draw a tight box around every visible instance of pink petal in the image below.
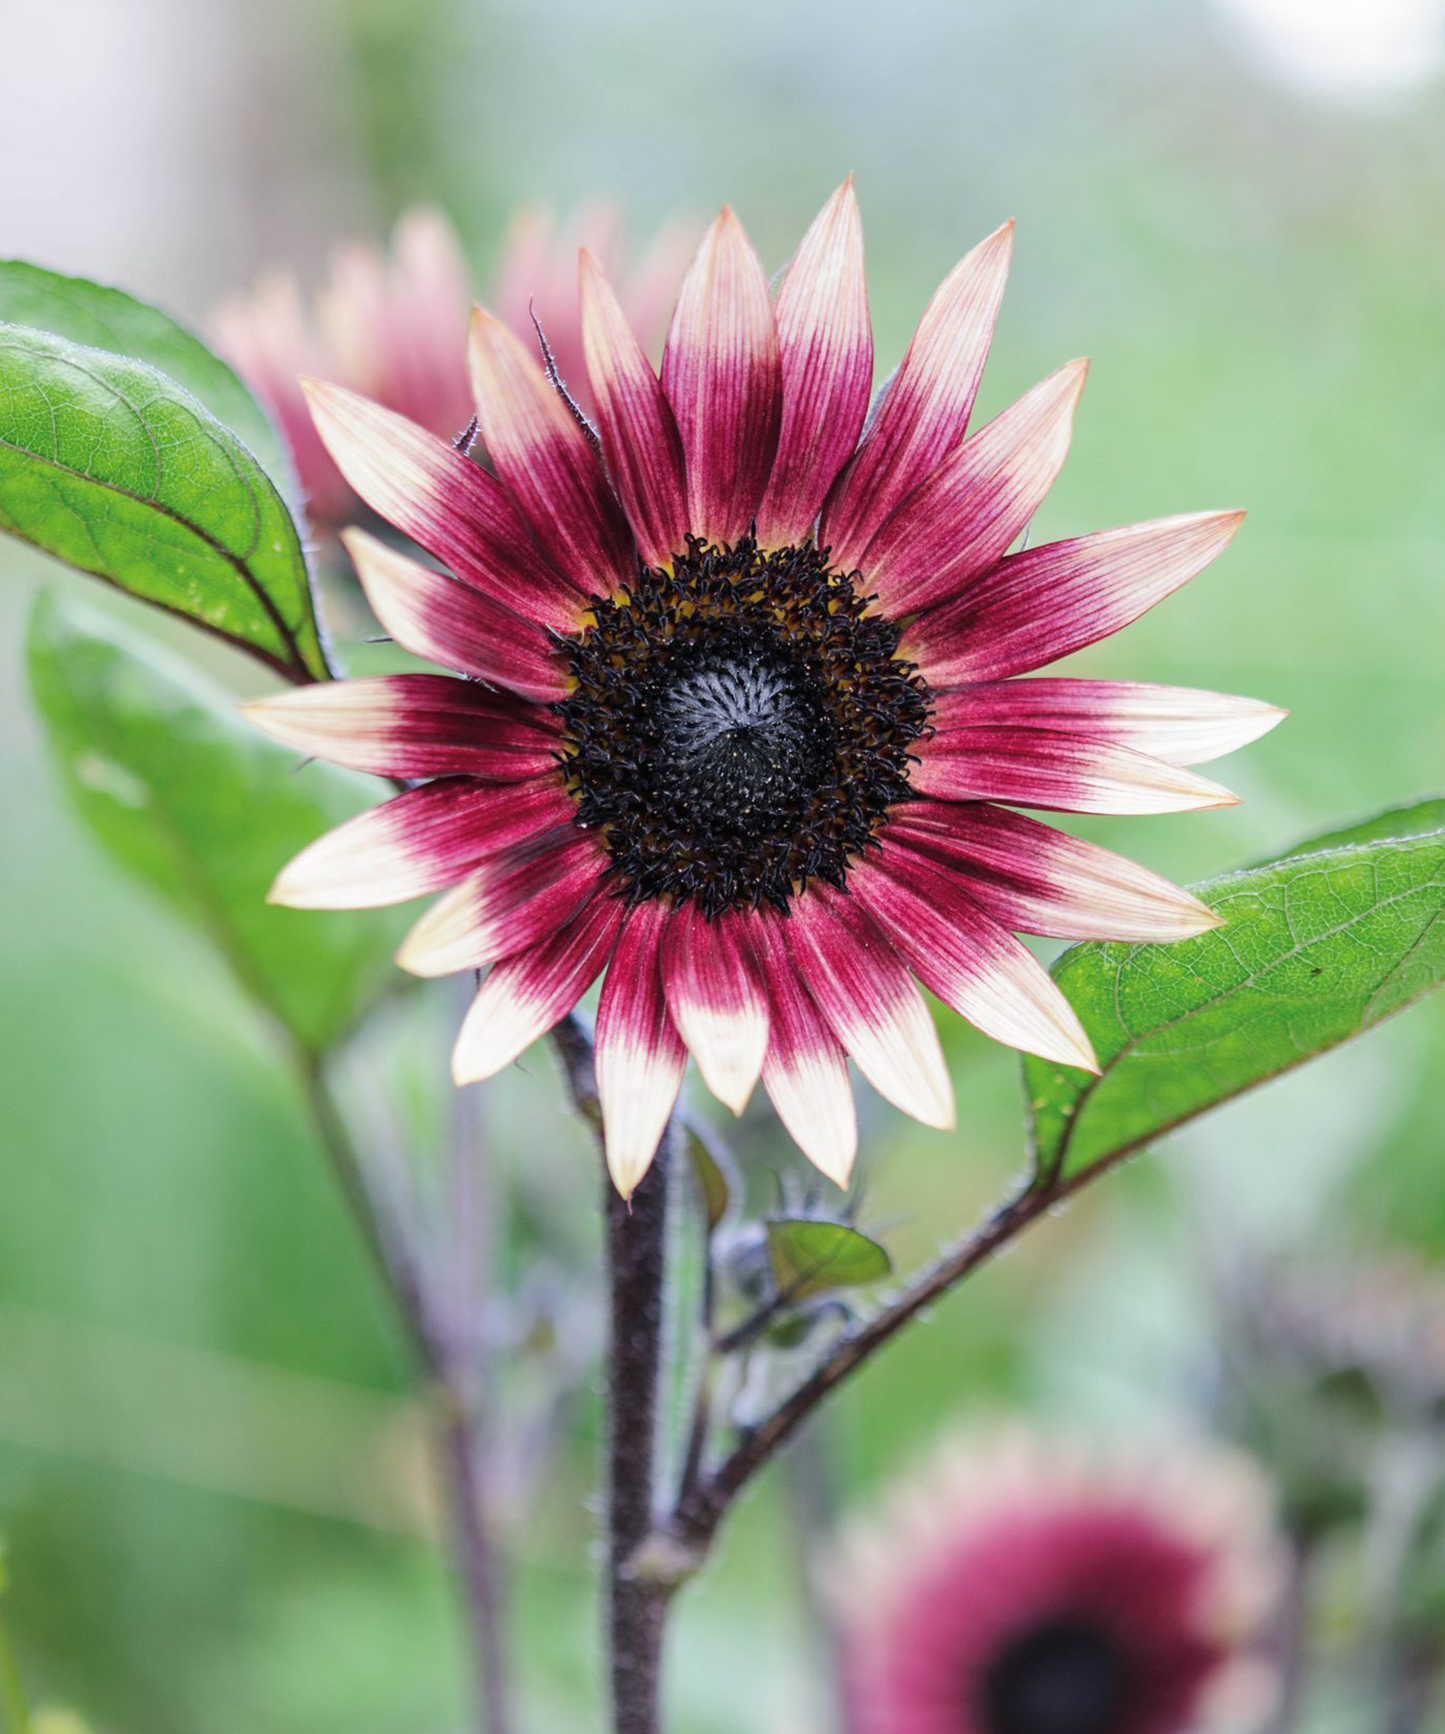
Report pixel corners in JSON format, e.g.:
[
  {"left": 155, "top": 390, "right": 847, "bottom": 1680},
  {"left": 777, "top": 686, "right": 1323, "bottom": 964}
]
[
  {"left": 303, "top": 379, "right": 586, "bottom": 631},
  {"left": 580, "top": 250, "right": 690, "bottom": 569},
  {"left": 661, "top": 905, "right": 769, "bottom": 1114},
  {"left": 596, "top": 902, "right": 688, "bottom": 1197},
  {"left": 242, "top": 674, "right": 560, "bottom": 782},
  {"left": 341, "top": 529, "right": 567, "bottom": 703},
  {"left": 910, "top": 727, "right": 1238, "bottom": 814},
  {"left": 268, "top": 773, "right": 574, "bottom": 910},
  {"left": 756, "top": 179, "right": 873, "bottom": 550},
  {"left": 861, "top": 359, "right": 1088, "bottom": 615},
  {"left": 467, "top": 305, "right": 637, "bottom": 596},
  {"left": 661, "top": 207, "right": 782, "bottom": 548},
  {"left": 750, "top": 913, "right": 858, "bottom": 1187},
  {"left": 884, "top": 804, "right": 1220, "bottom": 942},
  {"left": 820, "top": 221, "right": 1014, "bottom": 573},
  {"left": 786, "top": 889, "right": 954, "bottom": 1130},
  {"left": 850, "top": 854, "right": 1098, "bottom": 1072},
  {"left": 450, "top": 892, "right": 624, "bottom": 1085},
  {"left": 903, "top": 510, "right": 1245, "bottom": 686},
  {"left": 931, "top": 679, "right": 1287, "bottom": 767},
  {"left": 396, "top": 827, "right": 605, "bottom": 976}
]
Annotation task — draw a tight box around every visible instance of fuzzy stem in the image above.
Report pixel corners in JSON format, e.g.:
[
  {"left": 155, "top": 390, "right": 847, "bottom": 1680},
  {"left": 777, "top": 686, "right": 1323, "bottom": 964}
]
[
  {"left": 296, "top": 1051, "right": 514, "bottom": 1734},
  {"left": 672, "top": 1180, "right": 1055, "bottom": 1553},
  {"left": 552, "top": 1015, "right": 676, "bottom": 1734},
  {"left": 606, "top": 1153, "right": 673, "bottom": 1734}
]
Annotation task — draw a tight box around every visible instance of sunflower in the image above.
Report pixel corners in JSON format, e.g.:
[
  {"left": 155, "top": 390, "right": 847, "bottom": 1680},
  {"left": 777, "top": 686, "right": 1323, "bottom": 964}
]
[
  {"left": 828, "top": 1427, "right": 1284, "bottom": 1734},
  {"left": 212, "top": 204, "right": 687, "bottom": 528},
  {"left": 248, "top": 180, "right": 1282, "bottom": 1194}
]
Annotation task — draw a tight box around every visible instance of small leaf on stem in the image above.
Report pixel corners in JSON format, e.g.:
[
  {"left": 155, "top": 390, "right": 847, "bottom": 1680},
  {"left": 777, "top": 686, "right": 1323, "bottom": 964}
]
[{"left": 765, "top": 1219, "right": 891, "bottom": 1302}]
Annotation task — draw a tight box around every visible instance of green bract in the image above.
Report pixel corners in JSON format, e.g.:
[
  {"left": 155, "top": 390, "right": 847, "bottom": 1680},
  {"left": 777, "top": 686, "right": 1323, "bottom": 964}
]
[
  {"left": 28, "top": 597, "right": 401, "bottom": 1055},
  {"left": 765, "top": 1219, "right": 892, "bottom": 1301},
  {"left": 1026, "top": 813, "right": 1445, "bottom": 1185},
  {"left": 0, "top": 322, "right": 326, "bottom": 680}
]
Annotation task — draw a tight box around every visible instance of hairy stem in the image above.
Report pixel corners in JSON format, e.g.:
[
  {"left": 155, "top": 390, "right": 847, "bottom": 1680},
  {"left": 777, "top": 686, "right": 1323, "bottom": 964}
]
[
  {"left": 673, "top": 1179, "right": 1061, "bottom": 1552},
  {"left": 553, "top": 1015, "right": 676, "bottom": 1734},
  {"left": 296, "top": 1050, "right": 514, "bottom": 1734},
  {"left": 440, "top": 1394, "right": 515, "bottom": 1734},
  {"left": 606, "top": 1153, "right": 673, "bottom": 1734}
]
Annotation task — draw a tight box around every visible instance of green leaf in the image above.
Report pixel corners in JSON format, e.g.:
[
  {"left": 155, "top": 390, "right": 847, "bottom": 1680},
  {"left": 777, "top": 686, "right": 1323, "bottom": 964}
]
[
  {"left": 765, "top": 1219, "right": 891, "bottom": 1302},
  {"left": 683, "top": 1124, "right": 737, "bottom": 1233},
  {"left": 0, "top": 323, "right": 326, "bottom": 680},
  {"left": 28, "top": 595, "right": 401, "bottom": 1054},
  {"left": 0, "top": 261, "right": 294, "bottom": 498},
  {"left": 1025, "top": 827, "right": 1445, "bottom": 1186}
]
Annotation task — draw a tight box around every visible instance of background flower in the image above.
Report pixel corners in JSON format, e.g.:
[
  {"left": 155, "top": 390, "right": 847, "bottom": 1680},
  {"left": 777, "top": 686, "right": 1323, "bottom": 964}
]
[{"left": 830, "top": 1427, "right": 1285, "bottom": 1734}]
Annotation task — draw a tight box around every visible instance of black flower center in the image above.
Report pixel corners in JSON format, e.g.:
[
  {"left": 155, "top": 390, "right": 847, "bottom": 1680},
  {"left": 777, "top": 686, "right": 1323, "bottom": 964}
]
[
  {"left": 556, "top": 535, "right": 930, "bottom": 915},
  {"left": 980, "top": 1617, "right": 1130, "bottom": 1734}
]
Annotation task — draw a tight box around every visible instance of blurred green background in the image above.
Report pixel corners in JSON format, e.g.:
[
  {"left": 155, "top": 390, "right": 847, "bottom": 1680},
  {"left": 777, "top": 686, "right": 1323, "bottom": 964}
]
[{"left": 3, "top": 0, "right": 1445, "bottom": 1728}]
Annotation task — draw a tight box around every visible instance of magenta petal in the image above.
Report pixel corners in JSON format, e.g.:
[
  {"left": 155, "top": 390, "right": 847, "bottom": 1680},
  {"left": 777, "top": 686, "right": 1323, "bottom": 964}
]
[
  {"left": 884, "top": 804, "right": 1220, "bottom": 942},
  {"left": 755, "top": 180, "right": 872, "bottom": 549},
  {"left": 861, "top": 359, "right": 1088, "bottom": 616},
  {"left": 468, "top": 305, "right": 637, "bottom": 595},
  {"left": 849, "top": 853, "right": 1097, "bottom": 1071},
  {"left": 303, "top": 379, "right": 586, "bottom": 631},
  {"left": 748, "top": 912, "right": 857, "bottom": 1186},
  {"left": 661, "top": 207, "right": 782, "bottom": 548},
  {"left": 243, "top": 674, "right": 560, "bottom": 782},
  {"left": 268, "top": 773, "right": 574, "bottom": 910},
  {"left": 580, "top": 250, "right": 691, "bottom": 569},
  {"left": 903, "top": 510, "right": 1245, "bottom": 686},
  {"left": 821, "top": 221, "right": 1014, "bottom": 573},
  {"left": 910, "top": 727, "right": 1237, "bottom": 814},
  {"left": 786, "top": 889, "right": 954, "bottom": 1130},
  {"left": 596, "top": 902, "right": 688, "bottom": 1197},
  {"left": 661, "top": 904, "right": 768, "bottom": 1114},
  {"left": 931, "top": 679, "right": 1287, "bottom": 767},
  {"left": 397, "top": 827, "right": 605, "bottom": 976},
  {"left": 451, "top": 892, "right": 623, "bottom": 1085},
  {"left": 342, "top": 529, "right": 568, "bottom": 702}
]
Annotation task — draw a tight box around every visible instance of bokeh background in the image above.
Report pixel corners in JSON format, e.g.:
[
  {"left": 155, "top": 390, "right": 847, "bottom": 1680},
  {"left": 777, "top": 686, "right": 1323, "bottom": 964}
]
[{"left": 3, "top": 0, "right": 1445, "bottom": 1729}]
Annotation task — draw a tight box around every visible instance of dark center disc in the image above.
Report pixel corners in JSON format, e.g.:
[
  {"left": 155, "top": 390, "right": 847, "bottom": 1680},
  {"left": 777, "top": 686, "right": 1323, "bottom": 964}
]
[
  {"left": 557, "top": 534, "right": 931, "bottom": 916},
  {"left": 980, "top": 1617, "right": 1130, "bottom": 1734}
]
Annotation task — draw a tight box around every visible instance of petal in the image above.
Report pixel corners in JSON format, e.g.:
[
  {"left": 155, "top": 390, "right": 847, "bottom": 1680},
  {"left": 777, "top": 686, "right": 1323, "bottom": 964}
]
[
  {"left": 303, "top": 379, "right": 586, "bottom": 630},
  {"left": 756, "top": 179, "right": 873, "bottom": 549},
  {"left": 450, "top": 892, "right": 624, "bottom": 1085},
  {"left": 596, "top": 903, "right": 688, "bottom": 1197},
  {"left": 903, "top": 510, "right": 1245, "bottom": 686},
  {"left": 580, "top": 250, "right": 690, "bottom": 568},
  {"left": 786, "top": 889, "right": 954, "bottom": 1130},
  {"left": 242, "top": 674, "right": 560, "bottom": 782},
  {"left": 467, "top": 305, "right": 637, "bottom": 595},
  {"left": 661, "top": 207, "right": 783, "bottom": 547},
  {"left": 910, "top": 727, "right": 1238, "bottom": 814},
  {"left": 821, "top": 220, "right": 1014, "bottom": 572},
  {"left": 884, "top": 804, "right": 1220, "bottom": 942},
  {"left": 342, "top": 528, "right": 567, "bottom": 702},
  {"left": 850, "top": 853, "right": 1098, "bottom": 1072},
  {"left": 930, "top": 679, "right": 1287, "bottom": 767},
  {"left": 269, "top": 773, "right": 574, "bottom": 910},
  {"left": 396, "top": 827, "right": 605, "bottom": 976},
  {"left": 749, "top": 913, "right": 858, "bottom": 1187},
  {"left": 860, "top": 359, "right": 1088, "bottom": 615},
  {"left": 661, "top": 905, "right": 769, "bottom": 1115}
]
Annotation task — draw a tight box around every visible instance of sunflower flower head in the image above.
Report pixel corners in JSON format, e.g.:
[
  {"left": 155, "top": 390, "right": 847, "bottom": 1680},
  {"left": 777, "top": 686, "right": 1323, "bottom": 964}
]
[
  {"left": 211, "top": 203, "right": 687, "bottom": 528},
  {"left": 249, "top": 180, "right": 1284, "bottom": 1195},
  {"left": 828, "top": 1426, "right": 1285, "bottom": 1734}
]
